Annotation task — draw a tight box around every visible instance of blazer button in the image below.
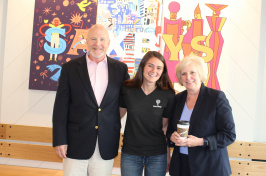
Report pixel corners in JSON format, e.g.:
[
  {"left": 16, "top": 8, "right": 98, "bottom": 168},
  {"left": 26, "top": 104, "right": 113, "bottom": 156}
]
[
  {"left": 98, "top": 108, "right": 101, "bottom": 112},
  {"left": 95, "top": 126, "right": 98, "bottom": 129}
]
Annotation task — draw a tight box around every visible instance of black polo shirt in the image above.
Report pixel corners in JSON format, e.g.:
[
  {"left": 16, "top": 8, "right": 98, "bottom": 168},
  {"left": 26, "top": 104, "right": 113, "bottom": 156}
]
[{"left": 121, "top": 86, "right": 175, "bottom": 156}]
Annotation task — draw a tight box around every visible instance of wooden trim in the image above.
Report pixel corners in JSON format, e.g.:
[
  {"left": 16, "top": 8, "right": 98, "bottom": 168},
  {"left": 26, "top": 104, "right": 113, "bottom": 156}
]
[
  {"left": 227, "top": 140, "right": 246, "bottom": 158},
  {"left": 0, "top": 141, "right": 6, "bottom": 157},
  {"left": 0, "top": 124, "right": 7, "bottom": 139},
  {"left": 5, "top": 124, "right": 52, "bottom": 143},
  {"left": 228, "top": 141, "right": 266, "bottom": 160},
  {"left": 230, "top": 160, "right": 266, "bottom": 176},
  {"left": 245, "top": 142, "right": 266, "bottom": 160},
  {"left": 2, "top": 141, "right": 62, "bottom": 162},
  {"left": 230, "top": 160, "right": 244, "bottom": 176},
  {"left": 1, "top": 123, "right": 266, "bottom": 175}
]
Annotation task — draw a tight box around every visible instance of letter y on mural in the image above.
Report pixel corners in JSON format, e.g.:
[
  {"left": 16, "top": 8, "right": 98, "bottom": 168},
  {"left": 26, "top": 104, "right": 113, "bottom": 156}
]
[{"left": 162, "top": 1, "right": 227, "bottom": 91}]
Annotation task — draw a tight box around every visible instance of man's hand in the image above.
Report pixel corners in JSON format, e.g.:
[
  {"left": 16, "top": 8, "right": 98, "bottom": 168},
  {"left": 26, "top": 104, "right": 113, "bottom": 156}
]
[{"left": 55, "top": 145, "right": 68, "bottom": 159}]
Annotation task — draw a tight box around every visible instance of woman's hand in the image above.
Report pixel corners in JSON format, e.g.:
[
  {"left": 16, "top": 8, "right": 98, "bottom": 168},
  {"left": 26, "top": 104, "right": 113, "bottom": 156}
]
[
  {"left": 170, "top": 131, "right": 186, "bottom": 146},
  {"left": 170, "top": 132, "right": 204, "bottom": 147},
  {"left": 185, "top": 135, "right": 204, "bottom": 147}
]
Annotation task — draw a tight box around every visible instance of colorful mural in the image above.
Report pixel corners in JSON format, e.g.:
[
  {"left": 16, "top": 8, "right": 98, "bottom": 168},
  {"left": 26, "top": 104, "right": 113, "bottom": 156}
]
[
  {"left": 29, "top": 0, "right": 97, "bottom": 91},
  {"left": 29, "top": 0, "right": 228, "bottom": 91},
  {"left": 97, "top": 0, "right": 162, "bottom": 78},
  {"left": 162, "top": 1, "right": 228, "bottom": 91}
]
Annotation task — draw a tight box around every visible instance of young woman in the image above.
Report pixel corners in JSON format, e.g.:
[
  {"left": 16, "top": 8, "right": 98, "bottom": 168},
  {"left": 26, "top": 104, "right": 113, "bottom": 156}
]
[{"left": 120, "top": 51, "right": 175, "bottom": 176}]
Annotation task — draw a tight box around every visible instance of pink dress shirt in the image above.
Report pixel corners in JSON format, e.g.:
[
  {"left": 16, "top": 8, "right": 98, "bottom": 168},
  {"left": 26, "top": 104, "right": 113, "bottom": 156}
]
[{"left": 86, "top": 54, "right": 108, "bottom": 106}]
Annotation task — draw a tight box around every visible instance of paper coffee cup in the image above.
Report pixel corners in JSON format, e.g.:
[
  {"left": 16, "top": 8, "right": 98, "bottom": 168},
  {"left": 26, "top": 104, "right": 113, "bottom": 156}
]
[{"left": 177, "top": 120, "right": 189, "bottom": 139}]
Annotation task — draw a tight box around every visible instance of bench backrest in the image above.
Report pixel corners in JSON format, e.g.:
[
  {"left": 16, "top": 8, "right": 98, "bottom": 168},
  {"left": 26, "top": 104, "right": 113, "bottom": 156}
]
[
  {"left": 227, "top": 141, "right": 266, "bottom": 176},
  {"left": 1, "top": 124, "right": 266, "bottom": 175}
]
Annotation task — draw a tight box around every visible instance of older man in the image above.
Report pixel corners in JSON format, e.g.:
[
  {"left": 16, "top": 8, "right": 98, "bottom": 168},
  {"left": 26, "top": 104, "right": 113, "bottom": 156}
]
[{"left": 52, "top": 24, "right": 129, "bottom": 176}]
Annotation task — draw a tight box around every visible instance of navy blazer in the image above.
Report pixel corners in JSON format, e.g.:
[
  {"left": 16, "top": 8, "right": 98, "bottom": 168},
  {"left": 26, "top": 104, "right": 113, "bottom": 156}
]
[
  {"left": 52, "top": 54, "right": 129, "bottom": 160},
  {"left": 166, "top": 84, "right": 236, "bottom": 176}
]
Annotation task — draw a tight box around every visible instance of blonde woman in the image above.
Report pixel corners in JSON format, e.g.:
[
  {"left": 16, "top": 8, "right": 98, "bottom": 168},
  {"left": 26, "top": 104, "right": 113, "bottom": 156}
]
[{"left": 167, "top": 55, "right": 236, "bottom": 176}]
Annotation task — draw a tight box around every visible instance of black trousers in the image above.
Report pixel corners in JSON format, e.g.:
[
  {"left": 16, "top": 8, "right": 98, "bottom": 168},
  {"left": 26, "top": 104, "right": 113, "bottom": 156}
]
[{"left": 180, "top": 154, "right": 191, "bottom": 176}]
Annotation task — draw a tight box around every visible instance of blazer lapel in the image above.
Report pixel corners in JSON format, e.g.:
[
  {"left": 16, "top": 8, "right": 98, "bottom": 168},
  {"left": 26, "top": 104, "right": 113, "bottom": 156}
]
[
  {"left": 170, "top": 92, "right": 187, "bottom": 132},
  {"left": 77, "top": 55, "right": 97, "bottom": 105},
  {"left": 100, "top": 57, "right": 115, "bottom": 107},
  {"left": 177, "top": 92, "right": 187, "bottom": 121},
  {"left": 189, "top": 83, "right": 206, "bottom": 131}
]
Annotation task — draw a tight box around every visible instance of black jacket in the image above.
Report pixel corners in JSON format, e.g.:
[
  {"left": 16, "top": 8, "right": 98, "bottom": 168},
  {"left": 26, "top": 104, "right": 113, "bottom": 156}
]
[
  {"left": 167, "top": 84, "right": 236, "bottom": 176},
  {"left": 52, "top": 54, "right": 129, "bottom": 160}
]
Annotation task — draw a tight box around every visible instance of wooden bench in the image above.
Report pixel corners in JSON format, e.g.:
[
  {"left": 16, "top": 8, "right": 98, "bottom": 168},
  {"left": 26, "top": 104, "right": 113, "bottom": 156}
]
[
  {"left": 1, "top": 123, "right": 266, "bottom": 176},
  {"left": 228, "top": 141, "right": 266, "bottom": 176},
  {"left": 0, "top": 123, "right": 122, "bottom": 175}
]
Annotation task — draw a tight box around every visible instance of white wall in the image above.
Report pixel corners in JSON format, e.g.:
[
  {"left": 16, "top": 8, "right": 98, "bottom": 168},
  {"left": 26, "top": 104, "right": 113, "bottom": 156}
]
[
  {"left": 219, "top": 0, "right": 262, "bottom": 141},
  {"left": 0, "top": 0, "right": 265, "bottom": 142},
  {"left": 255, "top": 0, "right": 266, "bottom": 142},
  {"left": 0, "top": 0, "right": 56, "bottom": 127},
  {"left": 0, "top": 0, "right": 8, "bottom": 119}
]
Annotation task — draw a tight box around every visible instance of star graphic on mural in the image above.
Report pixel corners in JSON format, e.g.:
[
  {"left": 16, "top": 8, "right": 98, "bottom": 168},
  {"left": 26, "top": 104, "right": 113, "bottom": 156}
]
[
  {"left": 70, "top": 13, "right": 83, "bottom": 26},
  {"left": 43, "top": 7, "right": 52, "bottom": 16},
  {"left": 33, "top": 60, "right": 38, "bottom": 64},
  {"left": 52, "top": 12, "right": 57, "bottom": 16}
]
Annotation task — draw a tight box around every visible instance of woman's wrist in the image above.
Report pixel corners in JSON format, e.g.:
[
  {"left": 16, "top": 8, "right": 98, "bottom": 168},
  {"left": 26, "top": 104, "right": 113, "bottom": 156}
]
[
  {"left": 201, "top": 138, "right": 204, "bottom": 146},
  {"left": 202, "top": 137, "right": 208, "bottom": 147}
]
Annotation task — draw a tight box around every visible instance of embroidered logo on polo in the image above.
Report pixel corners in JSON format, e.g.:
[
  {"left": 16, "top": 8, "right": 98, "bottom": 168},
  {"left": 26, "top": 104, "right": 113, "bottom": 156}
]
[{"left": 153, "top": 99, "right": 162, "bottom": 108}]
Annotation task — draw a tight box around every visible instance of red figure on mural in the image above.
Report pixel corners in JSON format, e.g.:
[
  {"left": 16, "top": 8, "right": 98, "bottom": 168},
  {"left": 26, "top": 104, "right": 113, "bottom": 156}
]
[
  {"left": 205, "top": 4, "right": 227, "bottom": 90},
  {"left": 182, "top": 4, "right": 204, "bottom": 57}
]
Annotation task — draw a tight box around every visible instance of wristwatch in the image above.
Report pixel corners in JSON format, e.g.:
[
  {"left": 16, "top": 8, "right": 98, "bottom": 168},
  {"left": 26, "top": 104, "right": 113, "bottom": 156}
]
[{"left": 202, "top": 137, "right": 208, "bottom": 147}]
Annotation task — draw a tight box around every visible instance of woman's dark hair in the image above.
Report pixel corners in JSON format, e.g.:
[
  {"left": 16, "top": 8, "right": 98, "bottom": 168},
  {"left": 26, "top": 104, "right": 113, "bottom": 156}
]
[{"left": 124, "top": 51, "right": 174, "bottom": 92}]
